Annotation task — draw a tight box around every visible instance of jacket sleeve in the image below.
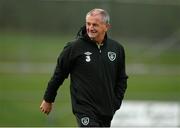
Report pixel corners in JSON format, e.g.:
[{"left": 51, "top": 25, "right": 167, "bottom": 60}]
[
  {"left": 43, "top": 43, "right": 72, "bottom": 103},
  {"left": 114, "top": 45, "right": 128, "bottom": 110}
]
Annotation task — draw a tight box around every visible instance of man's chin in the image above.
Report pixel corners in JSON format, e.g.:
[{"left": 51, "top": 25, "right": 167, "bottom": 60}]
[
  {"left": 89, "top": 36, "right": 95, "bottom": 39},
  {"left": 88, "top": 34, "right": 96, "bottom": 39}
]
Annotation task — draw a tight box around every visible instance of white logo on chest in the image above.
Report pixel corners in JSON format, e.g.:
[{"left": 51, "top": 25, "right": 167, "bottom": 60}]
[
  {"left": 108, "top": 51, "right": 116, "bottom": 61},
  {"left": 84, "top": 52, "right": 92, "bottom": 62},
  {"left": 81, "top": 117, "right": 89, "bottom": 126}
]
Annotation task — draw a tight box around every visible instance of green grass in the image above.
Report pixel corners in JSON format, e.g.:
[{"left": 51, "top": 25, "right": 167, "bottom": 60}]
[
  {"left": 124, "top": 41, "right": 180, "bottom": 65},
  {"left": 0, "top": 74, "right": 77, "bottom": 126},
  {"left": 0, "top": 32, "right": 71, "bottom": 62},
  {"left": 126, "top": 74, "right": 180, "bottom": 101},
  {"left": 0, "top": 33, "right": 179, "bottom": 126}
]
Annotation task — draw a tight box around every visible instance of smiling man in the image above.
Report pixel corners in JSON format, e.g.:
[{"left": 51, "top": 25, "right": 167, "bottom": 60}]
[{"left": 40, "top": 8, "right": 128, "bottom": 127}]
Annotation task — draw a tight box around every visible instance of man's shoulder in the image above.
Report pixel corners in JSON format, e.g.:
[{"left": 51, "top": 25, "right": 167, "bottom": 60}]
[
  {"left": 63, "top": 38, "right": 86, "bottom": 54},
  {"left": 65, "top": 38, "right": 84, "bottom": 47},
  {"left": 107, "top": 38, "right": 124, "bottom": 49}
]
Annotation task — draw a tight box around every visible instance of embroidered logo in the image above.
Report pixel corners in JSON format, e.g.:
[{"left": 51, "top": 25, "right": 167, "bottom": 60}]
[
  {"left": 84, "top": 52, "right": 92, "bottom": 62},
  {"left": 108, "top": 51, "right": 116, "bottom": 61},
  {"left": 81, "top": 117, "right": 89, "bottom": 126}
]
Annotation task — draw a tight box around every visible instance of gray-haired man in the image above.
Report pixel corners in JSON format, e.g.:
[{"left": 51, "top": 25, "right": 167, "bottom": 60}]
[{"left": 40, "top": 8, "right": 128, "bottom": 127}]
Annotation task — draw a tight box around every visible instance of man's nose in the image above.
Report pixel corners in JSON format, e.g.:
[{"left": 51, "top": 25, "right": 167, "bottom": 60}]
[{"left": 88, "top": 24, "right": 94, "bottom": 29}]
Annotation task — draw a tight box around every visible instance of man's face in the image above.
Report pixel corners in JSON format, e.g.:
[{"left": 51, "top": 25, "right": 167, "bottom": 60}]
[{"left": 86, "top": 14, "right": 109, "bottom": 42}]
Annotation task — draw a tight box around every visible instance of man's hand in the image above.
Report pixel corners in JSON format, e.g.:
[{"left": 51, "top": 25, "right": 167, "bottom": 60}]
[{"left": 40, "top": 100, "right": 53, "bottom": 115}]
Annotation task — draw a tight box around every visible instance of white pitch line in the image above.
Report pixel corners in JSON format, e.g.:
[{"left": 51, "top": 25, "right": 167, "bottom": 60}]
[{"left": 0, "top": 62, "right": 180, "bottom": 75}]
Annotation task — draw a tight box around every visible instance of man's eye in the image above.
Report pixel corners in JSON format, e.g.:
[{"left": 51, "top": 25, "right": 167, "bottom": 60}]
[{"left": 86, "top": 23, "right": 90, "bottom": 26}]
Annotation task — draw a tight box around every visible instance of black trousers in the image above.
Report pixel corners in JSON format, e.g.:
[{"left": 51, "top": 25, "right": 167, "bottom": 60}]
[{"left": 75, "top": 113, "right": 112, "bottom": 127}]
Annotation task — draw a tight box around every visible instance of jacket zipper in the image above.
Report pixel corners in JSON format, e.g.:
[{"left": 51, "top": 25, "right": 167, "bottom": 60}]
[{"left": 96, "top": 43, "right": 103, "bottom": 53}]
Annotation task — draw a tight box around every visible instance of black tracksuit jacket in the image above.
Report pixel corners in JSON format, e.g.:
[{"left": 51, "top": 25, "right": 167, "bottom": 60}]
[{"left": 44, "top": 26, "right": 128, "bottom": 120}]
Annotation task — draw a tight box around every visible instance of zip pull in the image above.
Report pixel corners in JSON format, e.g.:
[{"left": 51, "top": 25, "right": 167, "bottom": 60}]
[{"left": 97, "top": 43, "right": 102, "bottom": 53}]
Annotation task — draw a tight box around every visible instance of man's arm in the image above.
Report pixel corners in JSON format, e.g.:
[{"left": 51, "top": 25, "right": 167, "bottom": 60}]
[
  {"left": 114, "top": 46, "right": 128, "bottom": 111},
  {"left": 40, "top": 43, "right": 72, "bottom": 115}
]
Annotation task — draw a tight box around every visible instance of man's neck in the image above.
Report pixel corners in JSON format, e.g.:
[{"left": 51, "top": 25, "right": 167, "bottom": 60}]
[{"left": 93, "top": 35, "right": 105, "bottom": 44}]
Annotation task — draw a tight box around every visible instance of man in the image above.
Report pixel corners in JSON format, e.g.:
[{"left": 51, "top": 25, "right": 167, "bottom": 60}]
[{"left": 40, "top": 8, "right": 128, "bottom": 127}]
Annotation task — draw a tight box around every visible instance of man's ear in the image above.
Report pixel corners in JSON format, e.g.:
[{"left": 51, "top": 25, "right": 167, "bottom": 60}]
[
  {"left": 107, "top": 24, "right": 111, "bottom": 29},
  {"left": 105, "top": 23, "right": 111, "bottom": 32}
]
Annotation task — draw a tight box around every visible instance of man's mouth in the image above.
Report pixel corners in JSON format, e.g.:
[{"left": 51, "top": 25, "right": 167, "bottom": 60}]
[
  {"left": 91, "top": 30, "right": 96, "bottom": 32},
  {"left": 89, "top": 31, "right": 97, "bottom": 34}
]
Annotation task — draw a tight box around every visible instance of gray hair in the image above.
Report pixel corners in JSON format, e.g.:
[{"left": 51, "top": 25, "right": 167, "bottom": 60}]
[{"left": 86, "top": 8, "right": 110, "bottom": 24}]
